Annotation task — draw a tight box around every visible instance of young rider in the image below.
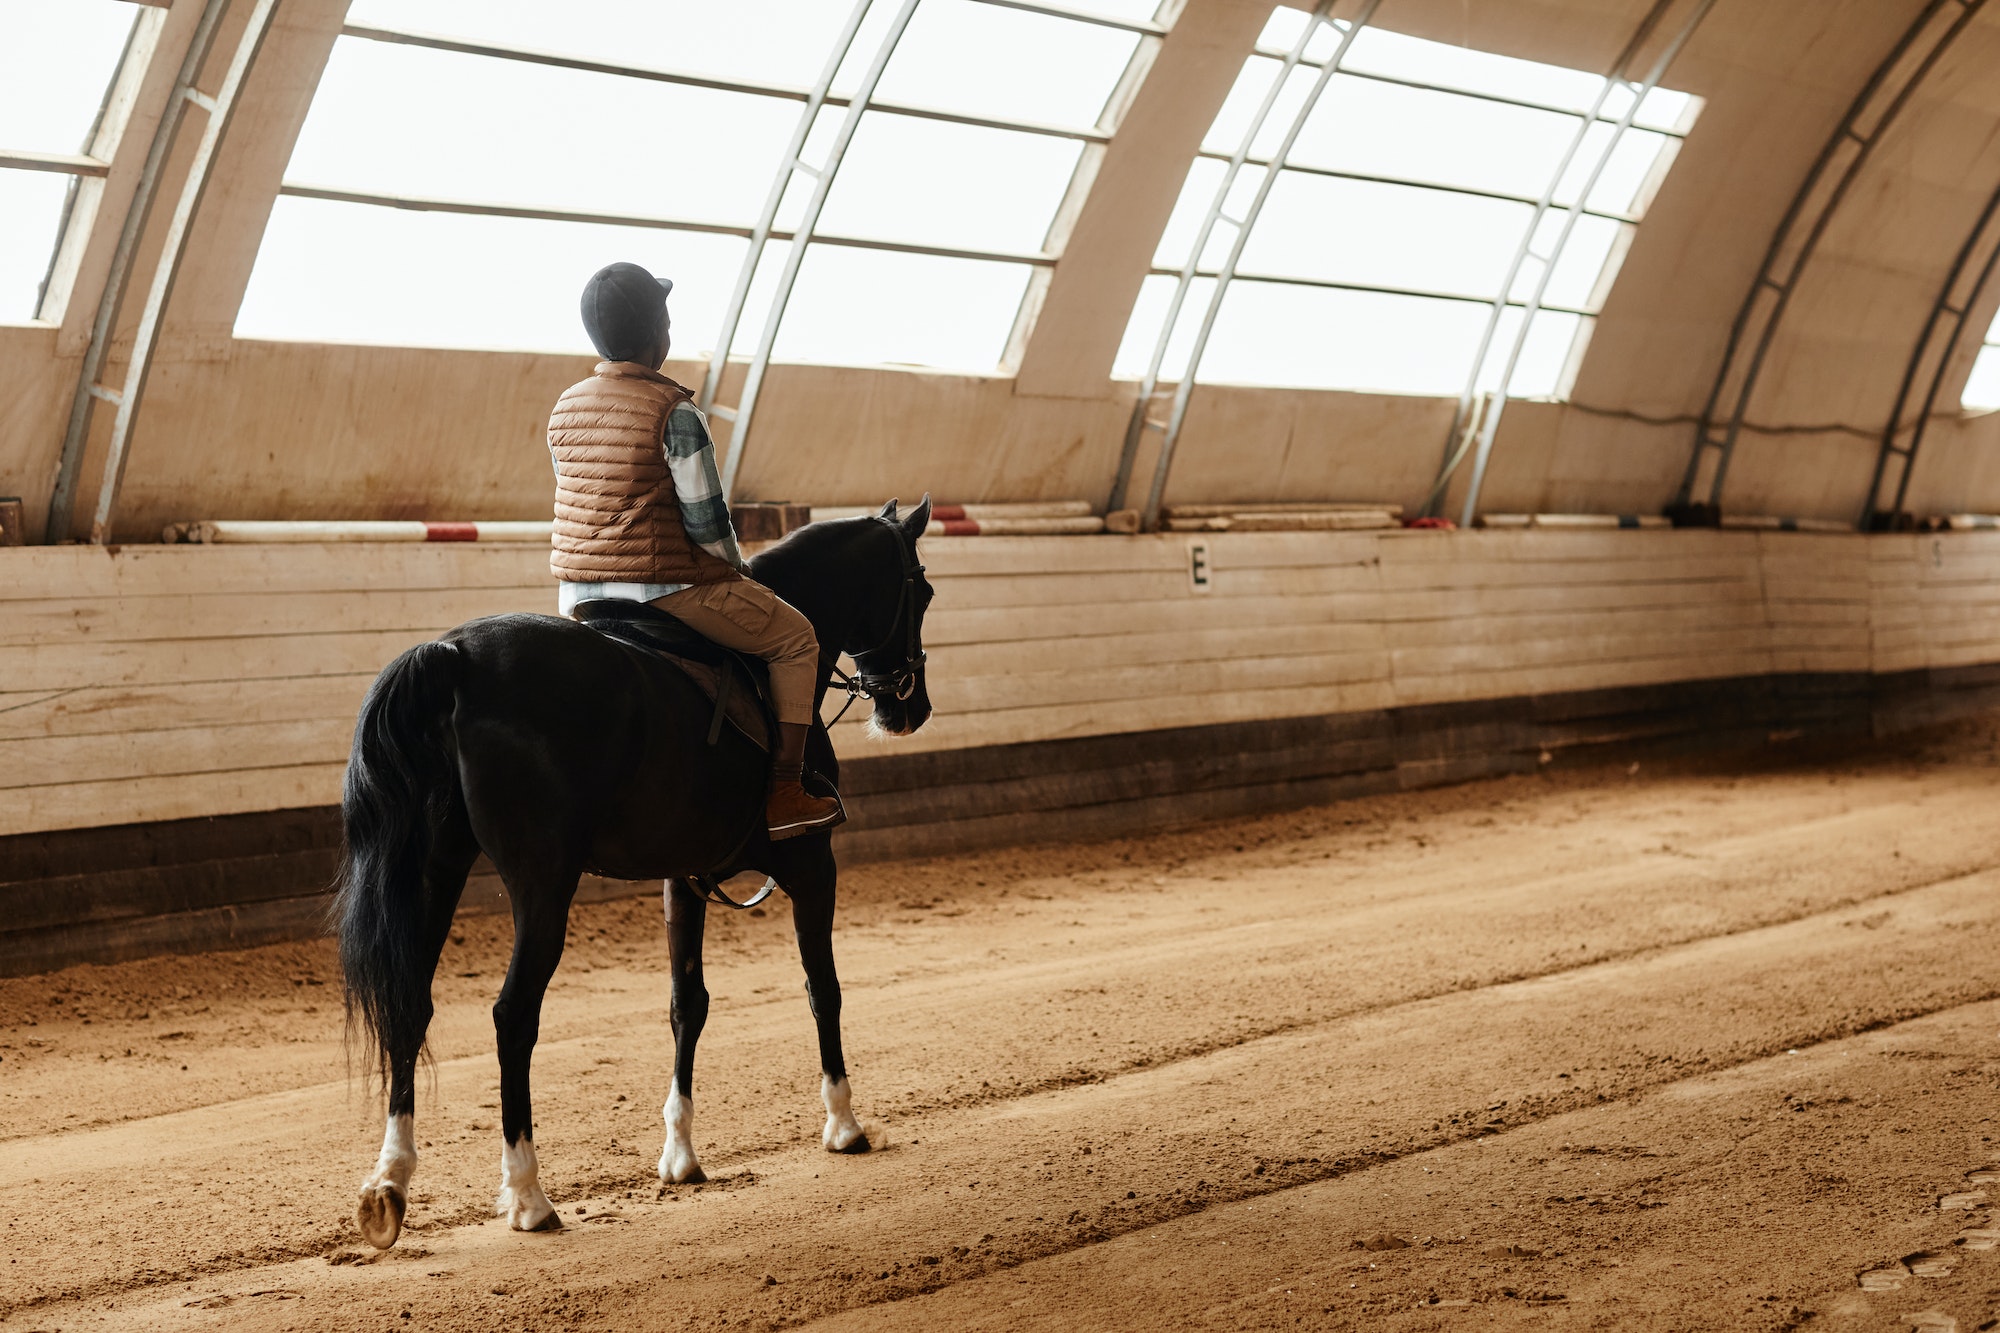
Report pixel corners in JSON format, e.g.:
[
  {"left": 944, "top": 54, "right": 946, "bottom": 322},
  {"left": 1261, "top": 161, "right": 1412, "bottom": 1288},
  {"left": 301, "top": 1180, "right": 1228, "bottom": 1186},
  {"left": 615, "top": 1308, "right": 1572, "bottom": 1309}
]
[{"left": 548, "top": 261, "right": 842, "bottom": 839}]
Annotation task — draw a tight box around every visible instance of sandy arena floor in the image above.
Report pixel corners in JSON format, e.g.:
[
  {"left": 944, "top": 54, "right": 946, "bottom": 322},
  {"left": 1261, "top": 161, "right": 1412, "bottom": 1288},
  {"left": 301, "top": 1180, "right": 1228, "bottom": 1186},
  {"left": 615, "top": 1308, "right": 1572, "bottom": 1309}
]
[{"left": 5, "top": 732, "right": 2000, "bottom": 1331}]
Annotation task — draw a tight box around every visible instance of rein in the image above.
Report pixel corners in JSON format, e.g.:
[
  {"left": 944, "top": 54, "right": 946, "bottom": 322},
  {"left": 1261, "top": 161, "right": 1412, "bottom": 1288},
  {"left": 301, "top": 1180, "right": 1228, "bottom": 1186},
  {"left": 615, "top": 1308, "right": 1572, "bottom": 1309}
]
[
  {"left": 820, "top": 515, "right": 927, "bottom": 728},
  {"left": 700, "top": 516, "right": 925, "bottom": 912}
]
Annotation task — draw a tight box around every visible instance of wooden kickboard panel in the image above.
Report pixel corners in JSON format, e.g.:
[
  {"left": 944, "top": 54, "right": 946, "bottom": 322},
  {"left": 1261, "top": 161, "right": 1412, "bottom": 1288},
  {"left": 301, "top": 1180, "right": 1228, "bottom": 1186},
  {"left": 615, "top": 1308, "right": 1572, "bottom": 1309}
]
[
  {"left": 0, "top": 661, "right": 1988, "bottom": 976},
  {"left": 7, "top": 530, "right": 2000, "bottom": 837}
]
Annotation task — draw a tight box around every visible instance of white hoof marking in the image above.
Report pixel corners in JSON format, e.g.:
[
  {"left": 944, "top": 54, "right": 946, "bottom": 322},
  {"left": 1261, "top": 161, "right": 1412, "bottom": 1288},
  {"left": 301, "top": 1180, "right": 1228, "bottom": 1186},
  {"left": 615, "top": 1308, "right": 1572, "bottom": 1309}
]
[
  {"left": 495, "top": 1136, "right": 560, "bottom": 1232},
  {"left": 658, "top": 1085, "right": 705, "bottom": 1183},
  {"left": 356, "top": 1113, "right": 415, "bottom": 1249},
  {"left": 821, "top": 1075, "right": 868, "bottom": 1153}
]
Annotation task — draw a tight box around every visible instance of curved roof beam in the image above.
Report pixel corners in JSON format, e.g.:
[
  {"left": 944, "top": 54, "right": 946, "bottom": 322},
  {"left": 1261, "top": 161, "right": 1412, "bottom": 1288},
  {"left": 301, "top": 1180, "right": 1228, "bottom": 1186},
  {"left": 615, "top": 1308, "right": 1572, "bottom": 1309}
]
[
  {"left": 45, "top": 0, "right": 237, "bottom": 544},
  {"left": 1009, "top": 0, "right": 1272, "bottom": 402},
  {"left": 701, "top": 0, "right": 923, "bottom": 501},
  {"left": 86, "top": 0, "right": 285, "bottom": 546},
  {"left": 1424, "top": 0, "right": 1715, "bottom": 526},
  {"left": 1673, "top": 0, "right": 1987, "bottom": 516},
  {"left": 1860, "top": 173, "right": 2000, "bottom": 527},
  {"left": 1111, "top": 0, "right": 1383, "bottom": 530}
]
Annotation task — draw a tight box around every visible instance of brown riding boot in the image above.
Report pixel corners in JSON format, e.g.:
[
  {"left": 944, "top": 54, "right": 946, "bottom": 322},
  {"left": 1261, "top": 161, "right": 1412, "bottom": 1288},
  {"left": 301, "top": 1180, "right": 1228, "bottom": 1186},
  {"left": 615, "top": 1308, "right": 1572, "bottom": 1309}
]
[{"left": 767, "top": 722, "right": 842, "bottom": 840}]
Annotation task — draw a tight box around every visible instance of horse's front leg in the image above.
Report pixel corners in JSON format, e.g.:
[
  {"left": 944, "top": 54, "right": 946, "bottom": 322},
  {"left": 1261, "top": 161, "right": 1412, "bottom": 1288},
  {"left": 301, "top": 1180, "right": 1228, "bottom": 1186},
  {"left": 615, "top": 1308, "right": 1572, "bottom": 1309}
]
[
  {"left": 659, "top": 877, "right": 710, "bottom": 1184},
  {"left": 789, "top": 849, "right": 868, "bottom": 1153}
]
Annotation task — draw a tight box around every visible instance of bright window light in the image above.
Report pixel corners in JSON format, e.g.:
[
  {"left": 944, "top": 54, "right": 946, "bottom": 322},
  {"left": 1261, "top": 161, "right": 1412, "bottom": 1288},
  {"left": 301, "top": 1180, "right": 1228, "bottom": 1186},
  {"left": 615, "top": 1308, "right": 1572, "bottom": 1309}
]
[
  {"left": 0, "top": 0, "right": 136, "bottom": 155},
  {"left": 0, "top": 169, "right": 73, "bottom": 322},
  {"left": 0, "top": 0, "right": 140, "bottom": 324},
  {"left": 341, "top": 0, "right": 854, "bottom": 88},
  {"left": 811, "top": 114, "right": 1082, "bottom": 254},
  {"left": 848, "top": 0, "right": 1139, "bottom": 128},
  {"left": 286, "top": 40, "right": 802, "bottom": 225},
  {"left": 1964, "top": 312, "right": 2000, "bottom": 411},
  {"left": 244, "top": 0, "right": 1140, "bottom": 371},
  {"left": 236, "top": 197, "right": 750, "bottom": 355},
  {"left": 775, "top": 247, "right": 1032, "bottom": 371},
  {"left": 1118, "top": 4, "right": 1698, "bottom": 397}
]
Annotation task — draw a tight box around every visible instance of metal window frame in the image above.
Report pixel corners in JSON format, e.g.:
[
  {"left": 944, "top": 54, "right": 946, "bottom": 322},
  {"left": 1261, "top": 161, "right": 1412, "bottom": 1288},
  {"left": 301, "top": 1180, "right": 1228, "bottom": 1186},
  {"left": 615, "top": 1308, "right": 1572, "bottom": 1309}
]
[
  {"left": 50, "top": 0, "right": 285, "bottom": 545},
  {"left": 273, "top": 183, "right": 1056, "bottom": 269},
  {"left": 1000, "top": 0, "right": 1168, "bottom": 371},
  {"left": 1248, "top": 44, "right": 1694, "bottom": 138},
  {"left": 1860, "top": 175, "right": 2000, "bottom": 527},
  {"left": 695, "top": 0, "right": 872, "bottom": 449},
  {"left": 45, "top": 0, "right": 236, "bottom": 543},
  {"left": 10, "top": 0, "right": 158, "bottom": 328},
  {"left": 703, "top": 0, "right": 924, "bottom": 500},
  {"left": 1107, "top": 0, "right": 1382, "bottom": 529},
  {"left": 1143, "top": 265, "right": 1596, "bottom": 317},
  {"left": 971, "top": 0, "right": 1165, "bottom": 36},
  {"left": 1675, "top": 0, "right": 1987, "bottom": 513},
  {"left": 338, "top": 22, "right": 1114, "bottom": 147},
  {"left": 1424, "top": 0, "right": 1714, "bottom": 526},
  {"left": 302, "top": 0, "right": 1147, "bottom": 499},
  {"left": 0, "top": 150, "right": 111, "bottom": 177},
  {"left": 1187, "top": 152, "right": 1645, "bottom": 225}
]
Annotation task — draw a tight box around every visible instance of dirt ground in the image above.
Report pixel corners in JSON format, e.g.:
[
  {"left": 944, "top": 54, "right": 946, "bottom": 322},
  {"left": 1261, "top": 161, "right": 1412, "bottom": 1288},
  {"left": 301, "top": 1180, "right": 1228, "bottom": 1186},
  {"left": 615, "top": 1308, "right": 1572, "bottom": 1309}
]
[{"left": 6, "top": 729, "right": 2000, "bottom": 1332}]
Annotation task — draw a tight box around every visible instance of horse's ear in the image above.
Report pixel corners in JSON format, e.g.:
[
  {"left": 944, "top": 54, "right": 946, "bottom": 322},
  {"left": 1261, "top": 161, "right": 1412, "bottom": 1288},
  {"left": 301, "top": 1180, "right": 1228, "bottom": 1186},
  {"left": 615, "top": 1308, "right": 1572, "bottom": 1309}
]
[
  {"left": 877, "top": 498, "right": 899, "bottom": 521},
  {"left": 902, "top": 493, "right": 932, "bottom": 540}
]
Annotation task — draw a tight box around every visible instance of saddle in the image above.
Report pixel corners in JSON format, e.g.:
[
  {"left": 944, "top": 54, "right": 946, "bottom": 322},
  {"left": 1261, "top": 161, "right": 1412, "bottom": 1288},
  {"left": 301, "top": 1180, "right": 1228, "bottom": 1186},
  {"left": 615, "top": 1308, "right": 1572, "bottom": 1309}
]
[{"left": 572, "top": 600, "right": 774, "bottom": 752}]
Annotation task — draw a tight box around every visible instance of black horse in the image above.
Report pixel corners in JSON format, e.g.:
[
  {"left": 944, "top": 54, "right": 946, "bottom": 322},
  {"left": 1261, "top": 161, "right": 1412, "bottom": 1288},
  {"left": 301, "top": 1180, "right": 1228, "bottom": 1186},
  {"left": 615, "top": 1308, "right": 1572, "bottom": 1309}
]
[{"left": 334, "top": 497, "right": 934, "bottom": 1249}]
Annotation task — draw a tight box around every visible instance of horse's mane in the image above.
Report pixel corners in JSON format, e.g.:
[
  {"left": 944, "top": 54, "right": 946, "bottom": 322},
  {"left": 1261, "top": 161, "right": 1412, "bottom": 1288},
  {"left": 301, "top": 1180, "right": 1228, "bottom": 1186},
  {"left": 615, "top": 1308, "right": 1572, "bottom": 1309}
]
[{"left": 748, "top": 515, "right": 876, "bottom": 578}]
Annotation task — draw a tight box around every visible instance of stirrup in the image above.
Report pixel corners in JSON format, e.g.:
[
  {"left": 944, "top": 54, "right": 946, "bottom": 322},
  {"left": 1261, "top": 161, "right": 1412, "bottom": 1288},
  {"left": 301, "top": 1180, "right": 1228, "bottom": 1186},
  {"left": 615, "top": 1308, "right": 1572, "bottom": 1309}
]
[
  {"left": 767, "top": 777, "right": 846, "bottom": 840},
  {"left": 768, "top": 801, "right": 845, "bottom": 840}
]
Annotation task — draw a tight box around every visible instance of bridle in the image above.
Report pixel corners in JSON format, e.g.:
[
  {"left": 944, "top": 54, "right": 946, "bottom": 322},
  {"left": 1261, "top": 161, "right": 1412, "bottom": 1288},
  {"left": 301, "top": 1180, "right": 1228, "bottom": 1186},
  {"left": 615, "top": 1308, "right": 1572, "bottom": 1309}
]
[
  {"left": 822, "top": 514, "right": 927, "bottom": 727},
  {"left": 696, "top": 517, "right": 924, "bottom": 912}
]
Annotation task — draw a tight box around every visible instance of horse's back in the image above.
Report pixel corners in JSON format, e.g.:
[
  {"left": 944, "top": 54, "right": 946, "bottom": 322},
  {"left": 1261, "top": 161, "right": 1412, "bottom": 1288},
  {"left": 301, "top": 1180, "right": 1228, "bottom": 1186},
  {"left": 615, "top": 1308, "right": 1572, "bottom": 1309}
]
[{"left": 437, "top": 611, "right": 765, "bottom": 876}]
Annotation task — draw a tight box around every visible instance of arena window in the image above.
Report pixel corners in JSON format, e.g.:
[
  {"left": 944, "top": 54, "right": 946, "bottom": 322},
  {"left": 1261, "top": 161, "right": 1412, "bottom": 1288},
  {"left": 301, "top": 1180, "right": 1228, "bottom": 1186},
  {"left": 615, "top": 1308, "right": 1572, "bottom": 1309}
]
[
  {"left": 1113, "top": 5, "right": 1698, "bottom": 397},
  {"left": 235, "top": 0, "right": 1154, "bottom": 373},
  {"left": 1962, "top": 311, "right": 2000, "bottom": 412},
  {"left": 0, "top": 0, "right": 154, "bottom": 324}
]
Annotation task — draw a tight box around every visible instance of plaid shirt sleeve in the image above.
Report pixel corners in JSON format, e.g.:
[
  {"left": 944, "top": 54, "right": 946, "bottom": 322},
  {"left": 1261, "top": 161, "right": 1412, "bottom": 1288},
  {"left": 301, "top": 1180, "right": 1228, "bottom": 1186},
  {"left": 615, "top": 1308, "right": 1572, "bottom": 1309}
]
[{"left": 664, "top": 402, "right": 745, "bottom": 570}]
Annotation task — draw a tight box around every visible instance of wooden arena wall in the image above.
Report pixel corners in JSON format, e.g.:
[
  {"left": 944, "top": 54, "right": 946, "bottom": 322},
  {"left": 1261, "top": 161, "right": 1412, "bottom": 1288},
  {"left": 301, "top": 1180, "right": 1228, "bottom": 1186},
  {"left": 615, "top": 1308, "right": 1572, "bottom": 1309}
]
[{"left": 6, "top": 527, "right": 2000, "bottom": 974}]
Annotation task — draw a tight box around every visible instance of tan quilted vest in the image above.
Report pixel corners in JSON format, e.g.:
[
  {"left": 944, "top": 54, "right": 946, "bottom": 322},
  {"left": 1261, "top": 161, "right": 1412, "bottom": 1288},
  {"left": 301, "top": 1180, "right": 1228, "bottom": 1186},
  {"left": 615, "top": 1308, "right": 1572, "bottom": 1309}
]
[{"left": 547, "top": 362, "right": 738, "bottom": 586}]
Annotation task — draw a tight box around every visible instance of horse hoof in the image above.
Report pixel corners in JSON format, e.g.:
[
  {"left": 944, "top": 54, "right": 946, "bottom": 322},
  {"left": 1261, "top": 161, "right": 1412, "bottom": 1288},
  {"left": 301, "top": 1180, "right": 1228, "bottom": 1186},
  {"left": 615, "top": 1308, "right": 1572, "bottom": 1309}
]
[
  {"left": 658, "top": 1147, "right": 706, "bottom": 1185},
  {"left": 496, "top": 1186, "right": 561, "bottom": 1233},
  {"left": 356, "top": 1183, "right": 406, "bottom": 1250},
  {"left": 823, "top": 1119, "right": 870, "bottom": 1154}
]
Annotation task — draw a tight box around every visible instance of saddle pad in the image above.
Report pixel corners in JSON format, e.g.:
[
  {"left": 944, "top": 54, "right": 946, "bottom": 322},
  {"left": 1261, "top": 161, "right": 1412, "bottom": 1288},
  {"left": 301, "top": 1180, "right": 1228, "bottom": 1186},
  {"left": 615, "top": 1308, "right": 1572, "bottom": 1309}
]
[{"left": 582, "top": 618, "right": 772, "bottom": 752}]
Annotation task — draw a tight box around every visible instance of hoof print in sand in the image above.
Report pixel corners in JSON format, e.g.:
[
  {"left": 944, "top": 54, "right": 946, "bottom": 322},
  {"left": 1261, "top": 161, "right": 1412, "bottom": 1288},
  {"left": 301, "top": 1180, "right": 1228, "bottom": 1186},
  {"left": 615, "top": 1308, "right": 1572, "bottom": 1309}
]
[
  {"left": 1957, "top": 1227, "right": 2000, "bottom": 1250},
  {"left": 1859, "top": 1264, "right": 1911, "bottom": 1291},
  {"left": 1900, "top": 1312, "right": 1956, "bottom": 1332},
  {"left": 1905, "top": 1252, "right": 1957, "bottom": 1278},
  {"left": 1965, "top": 1167, "right": 2000, "bottom": 1185},
  {"left": 1938, "top": 1191, "right": 1988, "bottom": 1211}
]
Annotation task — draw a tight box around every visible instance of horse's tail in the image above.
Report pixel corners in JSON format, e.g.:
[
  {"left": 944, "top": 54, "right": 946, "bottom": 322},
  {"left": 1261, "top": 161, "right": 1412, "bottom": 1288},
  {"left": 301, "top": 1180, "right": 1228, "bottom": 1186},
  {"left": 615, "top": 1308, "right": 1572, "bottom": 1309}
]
[{"left": 334, "top": 639, "right": 463, "bottom": 1087}]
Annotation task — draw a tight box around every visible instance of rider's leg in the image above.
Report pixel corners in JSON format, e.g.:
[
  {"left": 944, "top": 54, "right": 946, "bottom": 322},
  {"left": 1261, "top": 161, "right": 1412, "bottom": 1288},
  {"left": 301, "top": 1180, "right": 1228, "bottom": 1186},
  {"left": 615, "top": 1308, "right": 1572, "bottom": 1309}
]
[{"left": 651, "top": 581, "right": 840, "bottom": 838}]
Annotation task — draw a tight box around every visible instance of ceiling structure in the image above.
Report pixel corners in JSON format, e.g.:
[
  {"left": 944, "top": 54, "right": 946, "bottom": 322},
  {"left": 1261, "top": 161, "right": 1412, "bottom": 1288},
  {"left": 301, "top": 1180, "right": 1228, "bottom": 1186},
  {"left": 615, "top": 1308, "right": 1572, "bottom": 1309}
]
[{"left": 5, "top": 0, "right": 2000, "bottom": 542}]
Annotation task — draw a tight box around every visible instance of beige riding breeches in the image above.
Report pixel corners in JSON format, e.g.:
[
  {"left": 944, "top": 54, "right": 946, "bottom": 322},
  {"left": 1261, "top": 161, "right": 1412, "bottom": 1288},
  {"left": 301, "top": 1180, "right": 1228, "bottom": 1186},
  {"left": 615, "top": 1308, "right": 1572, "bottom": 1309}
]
[{"left": 650, "top": 578, "right": 820, "bottom": 725}]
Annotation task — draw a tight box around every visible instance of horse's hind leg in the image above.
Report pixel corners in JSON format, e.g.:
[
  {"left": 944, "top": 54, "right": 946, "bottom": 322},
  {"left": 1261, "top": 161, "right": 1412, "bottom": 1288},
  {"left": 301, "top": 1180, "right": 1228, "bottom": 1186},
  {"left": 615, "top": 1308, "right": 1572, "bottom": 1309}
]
[
  {"left": 788, "top": 847, "right": 868, "bottom": 1153},
  {"left": 357, "top": 811, "right": 476, "bottom": 1248},
  {"left": 490, "top": 863, "right": 579, "bottom": 1232},
  {"left": 658, "top": 877, "right": 709, "bottom": 1184}
]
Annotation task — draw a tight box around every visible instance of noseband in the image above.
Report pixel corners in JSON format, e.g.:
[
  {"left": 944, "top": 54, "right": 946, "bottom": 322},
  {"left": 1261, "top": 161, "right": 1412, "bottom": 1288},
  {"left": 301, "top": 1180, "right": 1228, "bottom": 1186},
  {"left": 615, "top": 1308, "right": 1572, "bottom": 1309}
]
[{"left": 823, "top": 515, "right": 927, "bottom": 727}]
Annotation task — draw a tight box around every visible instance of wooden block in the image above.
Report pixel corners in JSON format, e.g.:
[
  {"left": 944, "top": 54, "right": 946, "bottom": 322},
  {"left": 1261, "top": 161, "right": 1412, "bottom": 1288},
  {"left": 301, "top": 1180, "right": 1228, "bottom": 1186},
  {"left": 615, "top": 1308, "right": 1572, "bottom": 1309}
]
[{"left": 731, "top": 503, "right": 813, "bottom": 542}]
